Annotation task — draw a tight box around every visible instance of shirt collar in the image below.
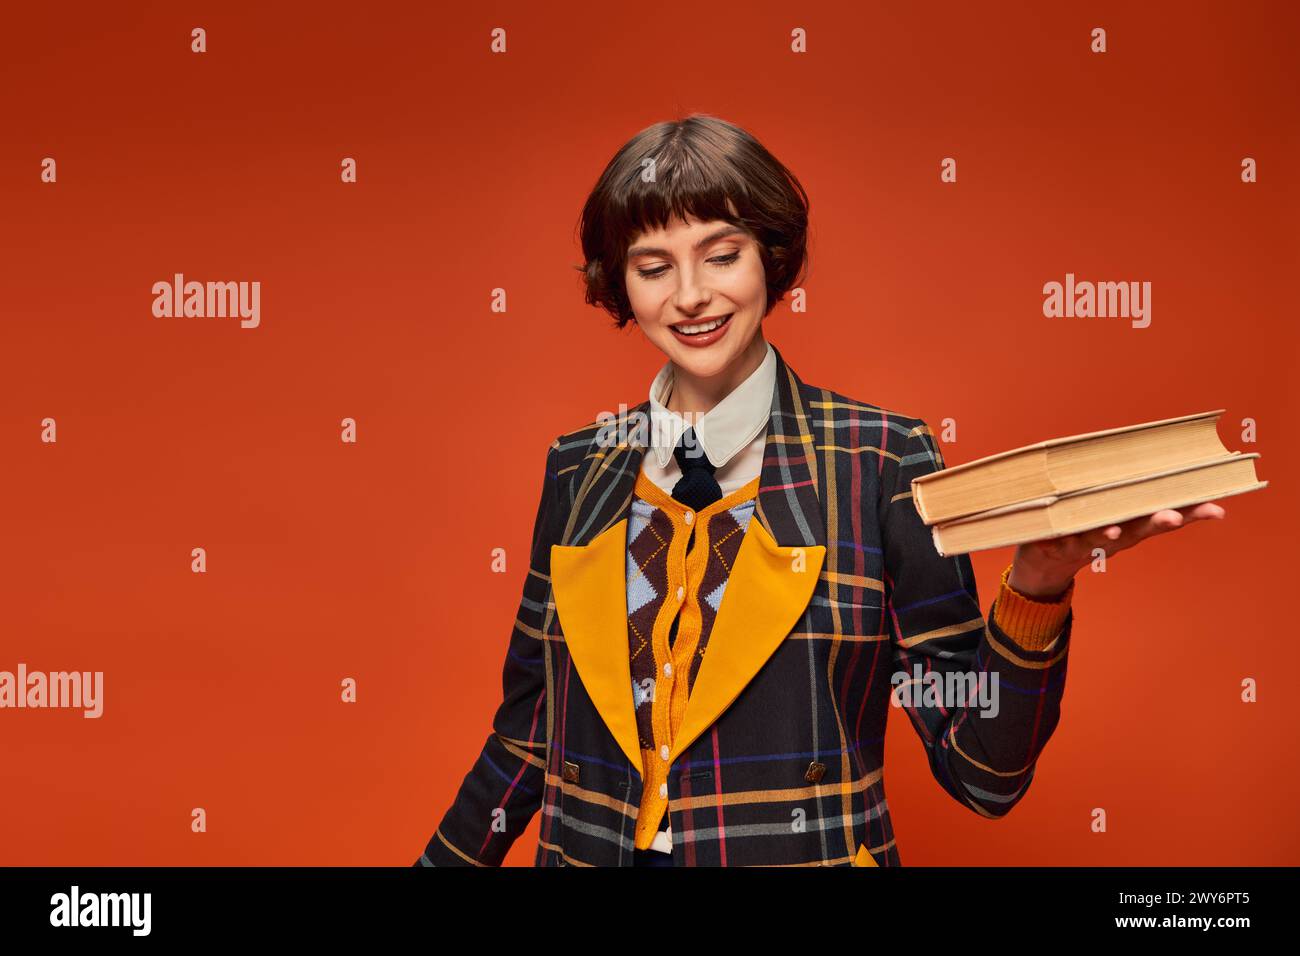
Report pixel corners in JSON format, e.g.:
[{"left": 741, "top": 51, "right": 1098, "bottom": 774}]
[{"left": 646, "top": 339, "right": 775, "bottom": 470}]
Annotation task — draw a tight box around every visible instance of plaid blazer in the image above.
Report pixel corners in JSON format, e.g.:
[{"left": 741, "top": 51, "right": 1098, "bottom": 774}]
[{"left": 416, "top": 342, "right": 1074, "bottom": 867}]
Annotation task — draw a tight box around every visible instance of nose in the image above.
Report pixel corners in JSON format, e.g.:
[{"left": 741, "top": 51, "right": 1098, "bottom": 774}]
[{"left": 672, "top": 262, "right": 712, "bottom": 315}]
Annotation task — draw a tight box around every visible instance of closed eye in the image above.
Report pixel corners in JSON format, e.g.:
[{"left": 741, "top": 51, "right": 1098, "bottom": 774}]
[{"left": 636, "top": 251, "right": 740, "bottom": 281}]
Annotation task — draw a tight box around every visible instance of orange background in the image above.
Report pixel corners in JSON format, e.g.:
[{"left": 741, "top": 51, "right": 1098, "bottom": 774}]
[{"left": 2, "top": 0, "right": 1296, "bottom": 865}]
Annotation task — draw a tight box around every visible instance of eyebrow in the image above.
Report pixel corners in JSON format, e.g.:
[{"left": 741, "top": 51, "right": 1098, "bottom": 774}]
[{"left": 626, "top": 224, "right": 747, "bottom": 259}]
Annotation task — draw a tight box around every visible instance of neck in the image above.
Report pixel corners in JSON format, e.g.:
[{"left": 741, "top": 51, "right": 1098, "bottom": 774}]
[{"left": 666, "top": 334, "right": 767, "bottom": 418}]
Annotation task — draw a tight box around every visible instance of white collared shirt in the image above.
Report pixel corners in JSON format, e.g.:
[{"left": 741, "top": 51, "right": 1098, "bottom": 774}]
[{"left": 640, "top": 339, "right": 775, "bottom": 496}]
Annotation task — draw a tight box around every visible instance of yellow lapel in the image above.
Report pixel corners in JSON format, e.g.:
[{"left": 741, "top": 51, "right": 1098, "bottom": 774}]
[
  {"left": 853, "top": 843, "right": 879, "bottom": 866},
  {"left": 669, "top": 515, "right": 824, "bottom": 763},
  {"left": 549, "top": 508, "right": 825, "bottom": 777},
  {"left": 549, "top": 517, "right": 643, "bottom": 772}
]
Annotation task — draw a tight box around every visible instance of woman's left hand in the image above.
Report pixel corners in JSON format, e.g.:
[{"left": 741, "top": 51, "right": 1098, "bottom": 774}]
[{"left": 1007, "top": 501, "right": 1228, "bottom": 600}]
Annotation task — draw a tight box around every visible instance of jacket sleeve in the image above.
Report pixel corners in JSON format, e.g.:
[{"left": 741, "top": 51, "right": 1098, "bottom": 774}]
[
  {"left": 414, "top": 436, "right": 564, "bottom": 865},
  {"left": 879, "top": 418, "right": 1074, "bottom": 819}
]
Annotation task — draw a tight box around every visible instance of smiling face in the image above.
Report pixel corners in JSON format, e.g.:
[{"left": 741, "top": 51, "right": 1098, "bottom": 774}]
[{"left": 624, "top": 213, "right": 769, "bottom": 388}]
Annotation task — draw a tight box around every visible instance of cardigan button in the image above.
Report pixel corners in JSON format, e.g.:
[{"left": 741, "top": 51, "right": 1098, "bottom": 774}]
[
  {"left": 684, "top": 510, "right": 694, "bottom": 525},
  {"left": 562, "top": 760, "right": 580, "bottom": 784},
  {"left": 805, "top": 761, "right": 826, "bottom": 783}
]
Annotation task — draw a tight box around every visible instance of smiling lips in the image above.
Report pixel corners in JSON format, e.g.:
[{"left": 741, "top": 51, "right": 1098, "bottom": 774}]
[{"left": 670, "top": 312, "right": 733, "bottom": 348}]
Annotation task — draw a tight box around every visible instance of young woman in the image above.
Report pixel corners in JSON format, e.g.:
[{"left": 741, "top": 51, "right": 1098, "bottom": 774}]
[{"left": 415, "top": 114, "right": 1225, "bottom": 868}]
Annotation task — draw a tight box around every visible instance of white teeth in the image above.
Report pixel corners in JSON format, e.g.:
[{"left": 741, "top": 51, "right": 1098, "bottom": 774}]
[{"left": 676, "top": 314, "right": 731, "bottom": 335}]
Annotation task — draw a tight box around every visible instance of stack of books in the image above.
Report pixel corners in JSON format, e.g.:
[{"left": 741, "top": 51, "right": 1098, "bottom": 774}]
[{"left": 912, "top": 410, "right": 1267, "bottom": 557}]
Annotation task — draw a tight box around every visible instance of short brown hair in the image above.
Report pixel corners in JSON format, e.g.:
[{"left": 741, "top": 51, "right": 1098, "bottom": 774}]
[{"left": 576, "top": 114, "right": 810, "bottom": 329}]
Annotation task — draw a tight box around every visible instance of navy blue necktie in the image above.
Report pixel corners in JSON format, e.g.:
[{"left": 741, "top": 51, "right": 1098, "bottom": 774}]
[{"left": 671, "top": 427, "right": 722, "bottom": 511}]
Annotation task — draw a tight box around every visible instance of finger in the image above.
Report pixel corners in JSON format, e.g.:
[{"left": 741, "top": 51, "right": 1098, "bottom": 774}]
[
  {"left": 1153, "top": 503, "right": 1227, "bottom": 530},
  {"left": 1149, "top": 509, "right": 1185, "bottom": 530},
  {"left": 1076, "top": 521, "right": 1133, "bottom": 557},
  {"left": 1088, "top": 513, "right": 1163, "bottom": 554},
  {"left": 1183, "top": 502, "right": 1226, "bottom": 521},
  {"left": 1132, "top": 502, "right": 1228, "bottom": 541}
]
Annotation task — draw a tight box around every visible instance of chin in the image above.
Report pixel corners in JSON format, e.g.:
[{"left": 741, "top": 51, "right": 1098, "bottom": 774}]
[{"left": 669, "top": 348, "right": 737, "bottom": 378}]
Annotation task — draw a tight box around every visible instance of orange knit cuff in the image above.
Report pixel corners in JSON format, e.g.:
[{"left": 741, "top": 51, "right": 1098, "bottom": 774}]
[{"left": 991, "top": 563, "right": 1073, "bottom": 651}]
